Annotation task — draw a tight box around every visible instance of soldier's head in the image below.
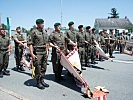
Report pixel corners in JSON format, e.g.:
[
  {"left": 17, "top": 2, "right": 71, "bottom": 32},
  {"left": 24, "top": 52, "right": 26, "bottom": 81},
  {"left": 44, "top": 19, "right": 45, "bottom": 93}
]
[
  {"left": 92, "top": 28, "right": 96, "bottom": 33},
  {"left": 36, "top": 19, "right": 44, "bottom": 29},
  {"left": 16, "top": 26, "right": 21, "bottom": 33},
  {"left": 99, "top": 31, "right": 104, "bottom": 36},
  {"left": 0, "top": 25, "right": 6, "bottom": 35},
  {"left": 109, "top": 29, "right": 114, "bottom": 34},
  {"left": 78, "top": 25, "right": 83, "bottom": 32},
  {"left": 68, "top": 21, "right": 74, "bottom": 30},
  {"left": 54, "top": 23, "right": 61, "bottom": 31},
  {"left": 86, "top": 26, "right": 91, "bottom": 32}
]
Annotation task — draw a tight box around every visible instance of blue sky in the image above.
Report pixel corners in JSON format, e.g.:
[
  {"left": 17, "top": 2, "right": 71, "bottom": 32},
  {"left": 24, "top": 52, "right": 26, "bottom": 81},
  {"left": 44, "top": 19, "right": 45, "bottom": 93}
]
[{"left": 0, "top": 0, "right": 133, "bottom": 30}]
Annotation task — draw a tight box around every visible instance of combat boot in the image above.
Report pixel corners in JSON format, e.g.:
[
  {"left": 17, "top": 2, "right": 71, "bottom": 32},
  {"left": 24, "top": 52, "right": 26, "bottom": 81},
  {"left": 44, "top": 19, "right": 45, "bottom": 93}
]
[
  {"left": 0, "top": 71, "right": 3, "bottom": 78},
  {"left": 36, "top": 79, "right": 45, "bottom": 89},
  {"left": 41, "top": 77, "right": 49, "bottom": 87},
  {"left": 3, "top": 69, "right": 10, "bottom": 76}
]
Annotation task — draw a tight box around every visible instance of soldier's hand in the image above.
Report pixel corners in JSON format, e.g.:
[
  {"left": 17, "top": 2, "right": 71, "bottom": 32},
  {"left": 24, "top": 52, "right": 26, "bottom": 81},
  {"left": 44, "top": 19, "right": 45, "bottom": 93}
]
[
  {"left": 31, "top": 54, "right": 37, "bottom": 61},
  {"left": 8, "top": 51, "right": 11, "bottom": 56}
]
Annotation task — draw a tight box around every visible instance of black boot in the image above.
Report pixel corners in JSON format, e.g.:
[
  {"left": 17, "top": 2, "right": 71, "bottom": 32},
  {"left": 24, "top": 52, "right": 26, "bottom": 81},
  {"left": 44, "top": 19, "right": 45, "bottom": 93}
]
[
  {"left": 41, "top": 77, "right": 49, "bottom": 87},
  {"left": 36, "top": 79, "right": 45, "bottom": 89},
  {"left": 19, "top": 66, "right": 25, "bottom": 71},
  {"left": 0, "top": 71, "right": 3, "bottom": 78},
  {"left": 3, "top": 70, "right": 10, "bottom": 76}
]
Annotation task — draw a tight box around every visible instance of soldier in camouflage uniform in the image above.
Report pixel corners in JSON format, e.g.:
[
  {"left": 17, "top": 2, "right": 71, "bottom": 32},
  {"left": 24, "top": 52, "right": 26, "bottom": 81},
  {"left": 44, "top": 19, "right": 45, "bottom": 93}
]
[
  {"left": 64, "top": 21, "right": 77, "bottom": 52},
  {"left": 108, "top": 29, "right": 116, "bottom": 58},
  {"left": 119, "top": 30, "right": 128, "bottom": 53},
  {"left": 97, "top": 31, "right": 106, "bottom": 61},
  {"left": 0, "top": 26, "right": 11, "bottom": 78},
  {"left": 90, "top": 28, "right": 98, "bottom": 64},
  {"left": 14, "top": 27, "right": 26, "bottom": 71},
  {"left": 76, "top": 25, "right": 86, "bottom": 70},
  {"left": 49, "top": 23, "right": 69, "bottom": 82},
  {"left": 28, "top": 19, "right": 49, "bottom": 89},
  {"left": 85, "top": 26, "right": 92, "bottom": 66}
]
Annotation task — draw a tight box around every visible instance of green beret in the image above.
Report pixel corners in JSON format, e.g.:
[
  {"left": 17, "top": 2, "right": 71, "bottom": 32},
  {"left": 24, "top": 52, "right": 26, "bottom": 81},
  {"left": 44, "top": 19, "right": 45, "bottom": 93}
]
[
  {"left": 0, "top": 25, "right": 6, "bottom": 30},
  {"left": 36, "top": 19, "right": 44, "bottom": 24},
  {"left": 54, "top": 23, "right": 61, "bottom": 27},
  {"left": 78, "top": 25, "right": 83, "bottom": 29},
  {"left": 16, "top": 26, "right": 21, "bottom": 30},
  {"left": 68, "top": 21, "right": 74, "bottom": 26},
  {"left": 86, "top": 26, "right": 91, "bottom": 30}
]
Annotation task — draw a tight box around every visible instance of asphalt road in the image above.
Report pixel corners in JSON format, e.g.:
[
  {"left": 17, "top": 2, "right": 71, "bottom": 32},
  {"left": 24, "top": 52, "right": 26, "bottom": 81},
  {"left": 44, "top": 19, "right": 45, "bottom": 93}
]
[{"left": 0, "top": 51, "right": 133, "bottom": 100}]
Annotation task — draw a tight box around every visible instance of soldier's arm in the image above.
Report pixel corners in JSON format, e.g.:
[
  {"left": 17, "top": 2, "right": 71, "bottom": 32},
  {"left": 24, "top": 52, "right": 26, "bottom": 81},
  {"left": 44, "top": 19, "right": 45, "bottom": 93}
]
[{"left": 14, "top": 37, "right": 25, "bottom": 46}]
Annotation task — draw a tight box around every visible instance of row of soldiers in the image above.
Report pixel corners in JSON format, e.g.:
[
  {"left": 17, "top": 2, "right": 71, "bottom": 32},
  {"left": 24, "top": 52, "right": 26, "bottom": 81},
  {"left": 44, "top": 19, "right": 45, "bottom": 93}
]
[{"left": 0, "top": 19, "right": 128, "bottom": 90}]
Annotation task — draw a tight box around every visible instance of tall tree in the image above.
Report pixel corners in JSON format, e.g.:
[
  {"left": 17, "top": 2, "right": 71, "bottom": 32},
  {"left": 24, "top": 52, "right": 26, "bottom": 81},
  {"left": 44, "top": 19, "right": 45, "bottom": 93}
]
[{"left": 109, "top": 8, "right": 119, "bottom": 18}]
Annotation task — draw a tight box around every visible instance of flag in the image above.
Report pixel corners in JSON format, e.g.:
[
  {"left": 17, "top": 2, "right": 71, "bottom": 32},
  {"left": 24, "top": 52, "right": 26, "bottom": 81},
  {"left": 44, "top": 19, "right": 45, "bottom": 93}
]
[{"left": 123, "top": 41, "right": 133, "bottom": 56}]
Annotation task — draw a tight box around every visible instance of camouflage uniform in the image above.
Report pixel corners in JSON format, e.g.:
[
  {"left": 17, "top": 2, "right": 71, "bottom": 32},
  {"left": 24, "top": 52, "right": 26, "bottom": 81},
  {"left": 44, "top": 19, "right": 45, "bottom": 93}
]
[
  {"left": 14, "top": 32, "right": 25, "bottom": 70},
  {"left": 64, "top": 29, "right": 77, "bottom": 51},
  {"left": 76, "top": 31, "right": 86, "bottom": 63},
  {"left": 49, "top": 30, "right": 67, "bottom": 82},
  {"left": 108, "top": 33, "right": 116, "bottom": 58},
  {"left": 0, "top": 32, "right": 10, "bottom": 77},
  {"left": 119, "top": 34, "right": 128, "bottom": 53}
]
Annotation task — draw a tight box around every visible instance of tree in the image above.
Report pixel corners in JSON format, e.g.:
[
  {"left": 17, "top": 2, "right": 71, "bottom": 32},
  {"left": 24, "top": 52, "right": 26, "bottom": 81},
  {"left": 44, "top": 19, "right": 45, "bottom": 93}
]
[
  {"left": 1, "top": 23, "right": 8, "bottom": 30},
  {"left": 109, "top": 8, "right": 119, "bottom": 18}
]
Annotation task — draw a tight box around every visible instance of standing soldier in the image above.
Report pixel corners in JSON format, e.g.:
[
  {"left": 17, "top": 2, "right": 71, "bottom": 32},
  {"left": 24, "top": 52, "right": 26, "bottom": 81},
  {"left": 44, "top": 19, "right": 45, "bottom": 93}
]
[
  {"left": 97, "top": 31, "right": 106, "bottom": 61},
  {"left": 108, "top": 29, "right": 116, "bottom": 58},
  {"left": 77, "top": 25, "right": 86, "bottom": 70},
  {"left": 14, "top": 27, "right": 26, "bottom": 71},
  {"left": 64, "top": 21, "right": 77, "bottom": 52},
  {"left": 119, "top": 30, "right": 128, "bottom": 53},
  {"left": 85, "top": 26, "right": 92, "bottom": 66},
  {"left": 103, "top": 29, "right": 109, "bottom": 54},
  {"left": 49, "top": 23, "right": 68, "bottom": 82},
  {"left": 90, "top": 28, "right": 98, "bottom": 64},
  {"left": 28, "top": 19, "right": 49, "bottom": 89},
  {"left": 0, "top": 26, "right": 11, "bottom": 78}
]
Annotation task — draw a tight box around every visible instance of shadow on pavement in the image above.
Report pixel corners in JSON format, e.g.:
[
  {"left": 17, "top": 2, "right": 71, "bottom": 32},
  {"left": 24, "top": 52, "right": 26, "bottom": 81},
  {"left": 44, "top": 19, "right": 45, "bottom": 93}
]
[
  {"left": 24, "top": 79, "right": 37, "bottom": 87},
  {"left": 44, "top": 70, "right": 81, "bottom": 93},
  {"left": 11, "top": 67, "right": 32, "bottom": 76}
]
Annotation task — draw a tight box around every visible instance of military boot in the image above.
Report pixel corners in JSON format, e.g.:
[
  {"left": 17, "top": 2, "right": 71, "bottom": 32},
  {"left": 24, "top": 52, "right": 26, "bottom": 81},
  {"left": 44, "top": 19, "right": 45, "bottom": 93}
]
[
  {"left": 40, "top": 77, "right": 49, "bottom": 87},
  {"left": 36, "top": 78, "right": 45, "bottom": 89},
  {"left": 0, "top": 71, "right": 3, "bottom": 78}
]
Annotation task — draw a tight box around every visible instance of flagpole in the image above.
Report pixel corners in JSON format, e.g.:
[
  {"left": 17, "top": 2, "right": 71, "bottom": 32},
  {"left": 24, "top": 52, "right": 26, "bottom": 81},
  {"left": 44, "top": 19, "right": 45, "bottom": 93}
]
[{"left": 60, "top": 0, "right": 63, "bottom": 25}]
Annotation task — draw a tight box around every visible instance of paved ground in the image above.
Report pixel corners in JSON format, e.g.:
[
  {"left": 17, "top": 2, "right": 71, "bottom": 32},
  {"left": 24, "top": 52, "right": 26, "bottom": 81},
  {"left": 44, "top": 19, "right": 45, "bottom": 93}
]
[{"left": 0, "top": 51, "right": 133, "bottom": 100}]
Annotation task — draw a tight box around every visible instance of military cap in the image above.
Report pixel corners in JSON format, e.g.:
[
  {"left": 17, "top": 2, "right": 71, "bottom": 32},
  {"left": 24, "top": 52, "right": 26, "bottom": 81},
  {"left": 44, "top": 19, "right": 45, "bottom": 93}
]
[
  {"left": 54, "top": 23, "right": 61, "bottom": 27},
  {"left": 16, "top": 26, "right": 21, "bottom": 30},
  {"left": 68, "top": 21, "right": 74, "bottom": 26},
  {"left": 36, "top": 19, "right": 44, "bottom": 24},
  {"left": 78, "top": 25, "right": 83, "bottom": 29},
  {"left": 86, "top": 26, "right": 91, "bottom": 30},
  {"left": 0, "top": 25, "right": 6, "bottom": 30},
  {"left": 92, "top": 28, "right": 96, "bottom": 31},
  {"left": 103, "top": 29, "right": 107, "bottom": 31}
]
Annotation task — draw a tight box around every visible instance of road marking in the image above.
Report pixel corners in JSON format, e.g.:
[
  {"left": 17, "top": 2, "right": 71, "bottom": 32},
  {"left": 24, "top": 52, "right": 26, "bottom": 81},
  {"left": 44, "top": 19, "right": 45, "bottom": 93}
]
[
  {"left": 111, "top": 59, "right": 133, "bottom": 64},
  {"left": 0, "top": 86, "right": 29, "bottom": 100}
]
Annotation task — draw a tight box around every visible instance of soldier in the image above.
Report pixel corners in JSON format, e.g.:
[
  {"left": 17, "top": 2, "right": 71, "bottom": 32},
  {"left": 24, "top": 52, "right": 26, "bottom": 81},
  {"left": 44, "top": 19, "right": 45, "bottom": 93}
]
[
  {"left": 90, "top": 28, "right": 98, "bottom": 64},
  {"left": 28, "top": 19, "right": 49, "bottom": 89},
  {"left": 64, "top": 21, "right": 77, "bottom": 52},
  {"left": 49, "top": 23, "right": 68, "bottom": 82},
  {"left": 85, "top": 26, "right": 92, "bottom": 66},
  {"left": 97, "top": 31, "right": 106, "bottom": 61},
  {"left": 119, "top": 30, "right": 128, "bottom": 53},
  {"left": 77, "top": 25, "right": 86, "bottom": 70},
  {"left": 103, "top": 29, "right": 109, "bottom": 54},
  {"left": 108, "top": 29, "right": 116, "bottom": 58},
  {"left": 14, "top": 27, "right": 26, "bottom": 71},
  {"left": 0, "top": 26, "right": 11, "bottom": 78}
]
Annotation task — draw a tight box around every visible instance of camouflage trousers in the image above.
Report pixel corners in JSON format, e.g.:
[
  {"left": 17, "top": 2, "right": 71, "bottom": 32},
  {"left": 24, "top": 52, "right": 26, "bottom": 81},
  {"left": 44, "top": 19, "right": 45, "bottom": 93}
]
[
  {"left": 33, "top": 51, "right": 47, "bottom": 79},
  {"left": 0, "top": 51, "right": 9, "bottom": 71},
  {"left": 78, "top": 47, "right": 85, "bottom": 63},
  {"left": 51, "top": 49, "right": 66, "bottom": 79}
]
